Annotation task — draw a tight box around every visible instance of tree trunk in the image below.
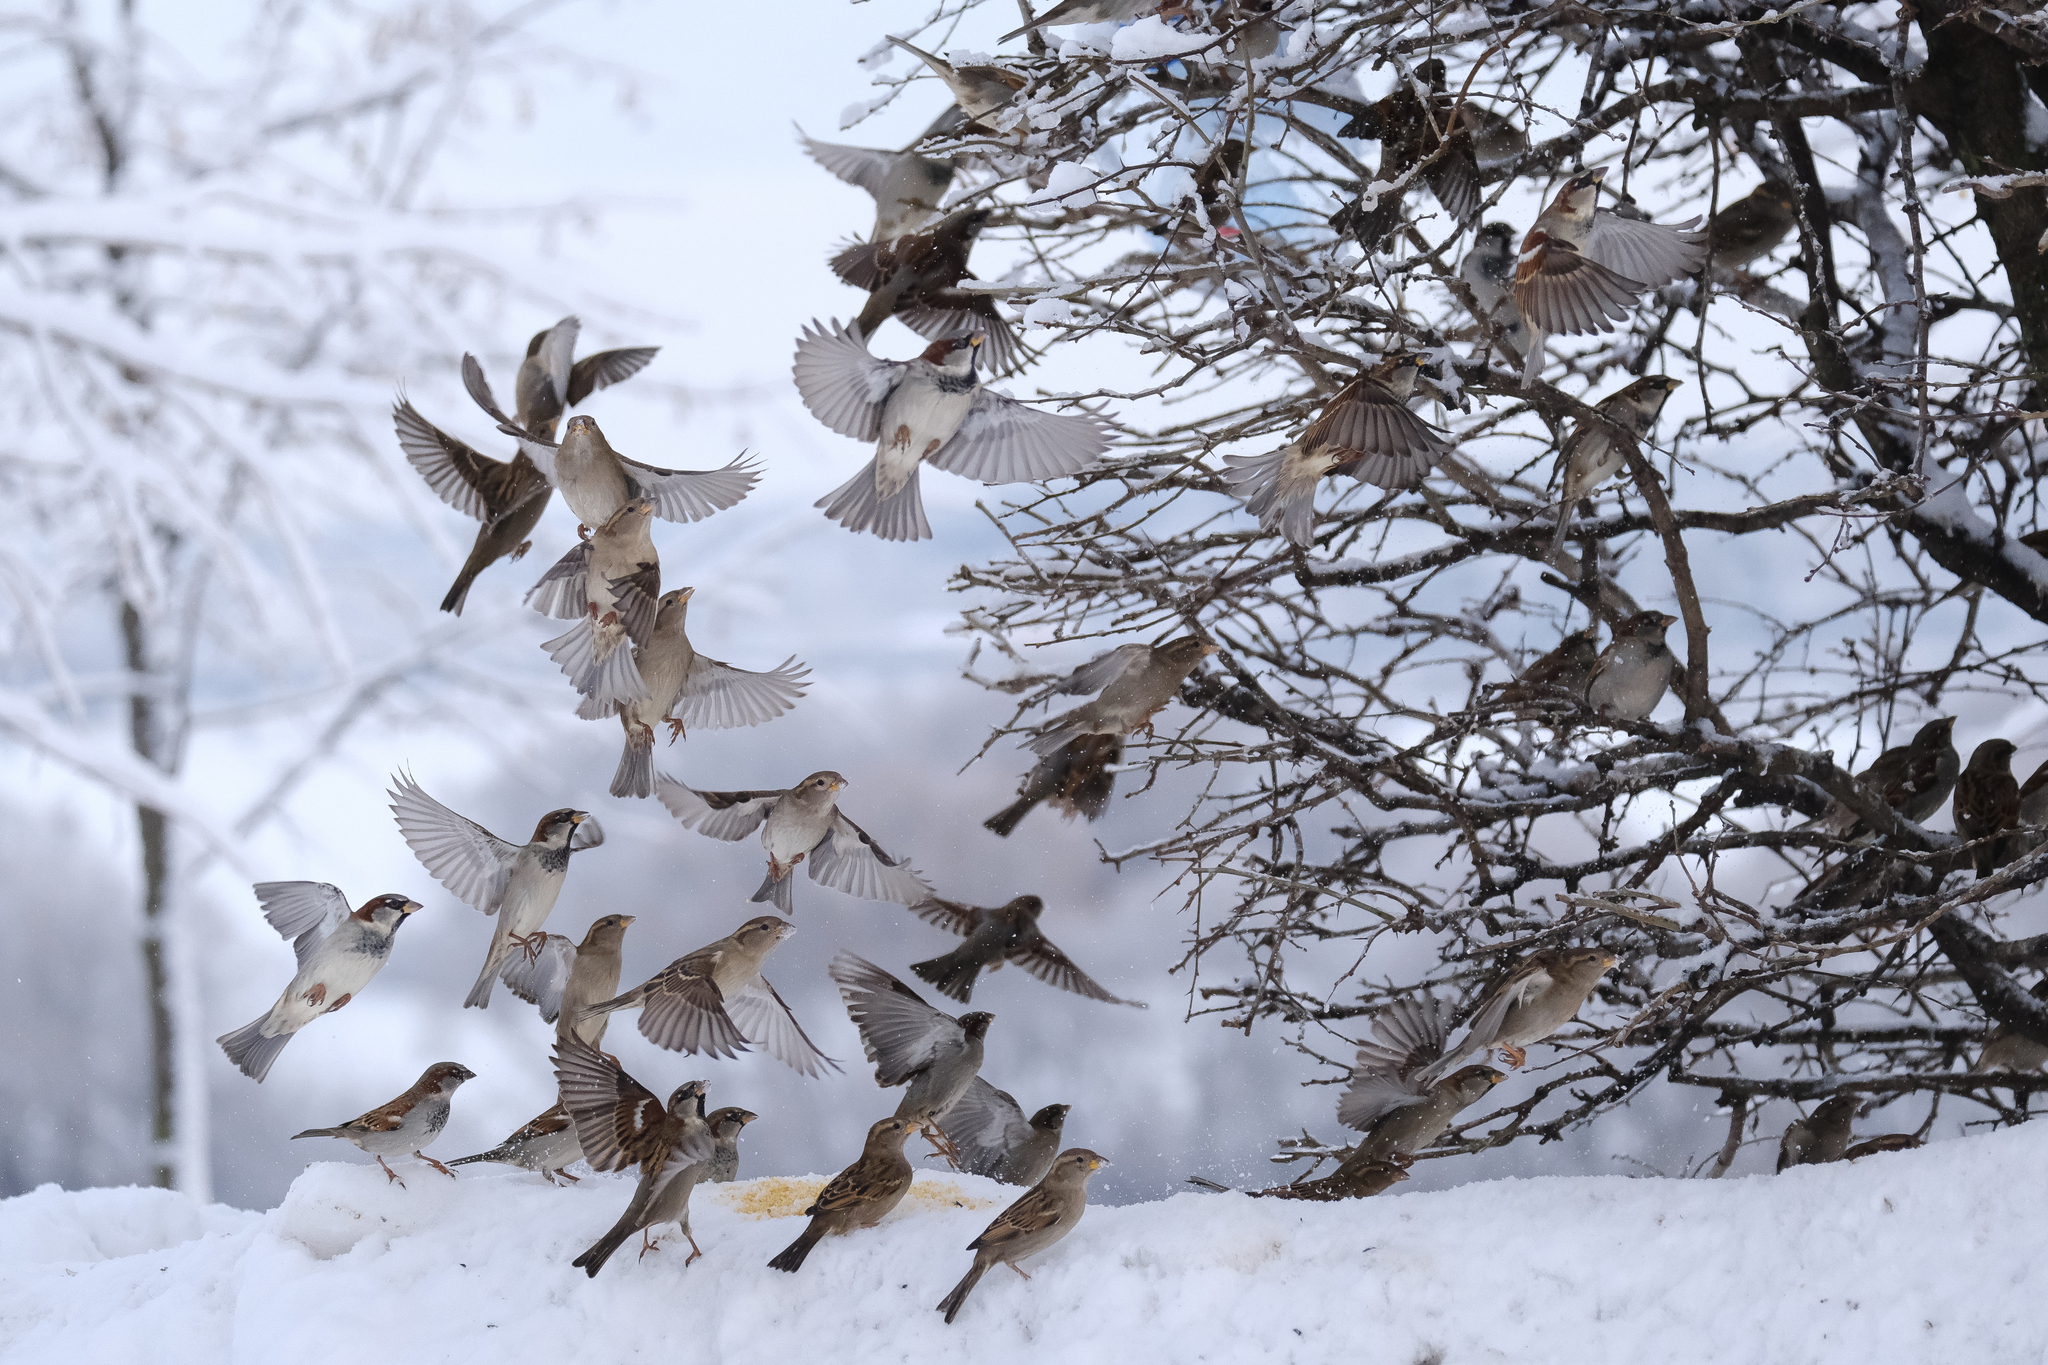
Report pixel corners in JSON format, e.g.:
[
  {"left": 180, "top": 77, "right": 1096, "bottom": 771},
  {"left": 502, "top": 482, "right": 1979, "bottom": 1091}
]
[{"left": 121, "top": 601, "right": 177, "bottom": 1190}]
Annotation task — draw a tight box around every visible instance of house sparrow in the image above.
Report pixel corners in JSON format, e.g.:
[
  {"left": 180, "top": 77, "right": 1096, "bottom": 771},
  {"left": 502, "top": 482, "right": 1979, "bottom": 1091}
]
[
  {"left": 1002, "top": 0, "right": 1158, "bottom": 41},
  {"left": 765, "top": 1116, "right": 917, "bottom": 1273},
  {"left": 934, "top": 1078, "right": 1068, "bottom": 1186},
  {"left": 1953, "top": 738, "right": 2021, "bottom": 876},
  {"left": 830, "top": 209, "right": 1026, "bottom": 376},
  {"left": 1026, "top": 636, "right": 1217, "bottom": 757},
  {"left": 497, "top": 913, "right": 636, "bottom": 1051},
  {"left": 799, "top": 108, "right": 963, "bottom": 243},
  {"left": 1583, "top": 610, "right": 1679, "bottom": 723},
  {"left": 1974, "top": 979, "right": 2048, "bottom": 1072},
  {"left": 909, "top": 894, "right": 1142, "bottom": 1006},
  {"left": 1493, "top": 626, "right": 1600, "bottom": 712},
  {"left": 528, "top": 497, "right": 659, "bottom": 706},
  {"left": 445, "top": 1101, "right": 583, "bottom": 1184},
  {"left": 1708, "top": 181, "right": 1799, "bottom": 272},
  {"left": 1335, "top": 60, "right": 1484, "bottom": 248},
  {"left": 1222, "top": 356, "right": 1451, "bottom": 544},
  {"left": 1816, "top": 717, "right": 1961, "bottom": 837},
  {"left": 887, "top": 37, "right": 1025, "bottom": 123},
  {"left": 1842, "top": 1133, "right": 1922, "bottom": 1160},
  {"left": 654, "top": 770, "right": 933, "bottom": 913},
  {"left": 1414, "top": 947, "right": 1619, "bottom": 1084},
  {"left": 2019, "top": 759, "right": 2048, "bottom": 827},
  {"left": 580, "top": 915, "right": 837, "bottom": 1077},
  {"left": 1550, "top": 376, "right": 1685, "bottom": 560},
  {"left": 216, "top": 884, "right": 422, "bottom": 1082},
  {"left": 290, "top": 1062, "right": 476, "bottom": 1185},
  {"left": 497, "top": 315, "right": 659, "bottom": 443},
  {"left": 553, "top": 1039, "right": 716, "bottom": 1274},
  {"left": 1337, "top": 997, "right": 1505, "bottom": 1161},
  {"left": 392, "top": 399, "right": 552, "bottom": 616},
  {"left": 460, "top": 370, "right": 757, "bottom": 530},
  {"left": 1195, "top": 1152, "right": 1411, "bottom": 1201},
  {"left": 1776, "top": 1094, "right": 1859, "bottom": 1171},
  {"left": 1458, "top": 222, "right": 1526, "bottom": 352},
  {"left": 386, "top": 773, "right": 603, "bottom": 1009},
  {"left": 983, "top": 733, "right": 1124, "bottom": 837},
  {"left": 830, "top": 952, "right": 994, "bottom": 1158},
  {"left": 937, "top": 1148, "right": 1107, "bottom": 1324},
  {"left": 705, "top": 1107, "right": 757, "bottom": 1184},
  {"left": 579, "top": 586, "right": 809, "bottom": 799},
  {"left": 1513, "top": 167, "right": 1709, "bottom": 385}
]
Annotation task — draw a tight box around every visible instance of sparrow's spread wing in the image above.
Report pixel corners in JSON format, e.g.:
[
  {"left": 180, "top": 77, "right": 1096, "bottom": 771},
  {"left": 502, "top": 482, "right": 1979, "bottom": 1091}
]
[
  {"left": 615, "top": 451, "right": 759, "bottom": 524},
  {"left": 896, "top": 301, "right": 1028, "bottom": 376},
  {"left": 1011, "top": 931, "right": 1141, "bottom": 1006},
  {"left": 791, "top": 318, "right": 902, "bottom": 441},
  {"left": 652, "top": 776, "right": 780, "bottom": 841},
  {"left": 928, "top": 390, "right": 1111, "bottom": 486},
  {"left": 1304, "top": 382, "right": 1451, "bottom": 470},
  {"left": 253, "top": 881, "right": 354, "bottom": 968},
  {"left": 674, "top": 654, "right": 810, "bottom": 730},
  {"left": 1584, "top": 211, "right": 1709, "bottom": 288},
  {"left": 551, "top": 1038, "right": 671, "bottom": 1173},
  {"left": 809, "top": 813, "right": 934, "bottom": 905},
  {"left": 1357, "top": 996, "right": 1450, "bottom": 1076},
  {"left": 937, "top": 1076, "right": 1032, "bottom": 1167},
  {"left": 799, "top": 132, "right": 899, "bottom": 198},
  {"left": 566, "top": 346, "right": 659, "bottom": 407},
  {"left": 392, "top": 399, "right": 500, "bottom": 521},
  {"left": 633, "top": 964, "right": 750, "bottom": 1059},
  {"left": 829, "top": 952, "right": 961, "bottom": 1086},
  {"left": 1336, "top": 1069, "right": 1429, "bottom": 1132},
  {"left": 1515, "top": 245, "right": 1645, "bottom": 336},
  {"left": 535, "top": 317, "right": 579, "bottom": 410},
  {"left": 909, "top": 896, "right": 983, "bottom": 938},
  {"left": 386, "top": 771, "right": 521, "bottom": 915},
  {"left": 499, "top": 933, "right": 577, "bottom": 1022},
  {"left": 1057, "top": 643, "right": 1154, "bottom": 697},
  {"left": 725, "top": 975, "right": 840, "bottom": 1078},
  {"left": 523, "top": 540, "right": 590, "bottom": 621}
]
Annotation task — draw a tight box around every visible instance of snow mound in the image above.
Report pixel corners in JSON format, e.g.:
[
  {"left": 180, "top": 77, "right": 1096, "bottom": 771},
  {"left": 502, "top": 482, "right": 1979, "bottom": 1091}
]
[{"left": 5, "top": 1127, "right": 2047, "bottom": 1362}]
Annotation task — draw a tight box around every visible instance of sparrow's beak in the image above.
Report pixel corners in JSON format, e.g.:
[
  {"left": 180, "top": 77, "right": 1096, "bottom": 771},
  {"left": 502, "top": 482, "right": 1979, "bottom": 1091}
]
[
  {"left": 1202, "top": 643, "right": 1220, "bottom": 655},
  {"left": 401, "top": 900, "right": 422, "bottom": 915},
  {"left": 679, "top": 586, "right": 697, "bottom": 601},
  {"left": 1586, "top": 165, "right": 1608, "bottom": 184},
  {"left": 620, "top": 915, "right": 637, "bottom": 926},
  {"left": 570, "top": 812, "right": 588, "bottom": 824},
  {"left": 830, "top": 780, "right": 846, "bottom": 792},
  {"left": 779, "top": 923, "right": 797, "bottom": 940},
  {"left": 1089, "top": 1156, "right": 1109, "bottom": 1170}
]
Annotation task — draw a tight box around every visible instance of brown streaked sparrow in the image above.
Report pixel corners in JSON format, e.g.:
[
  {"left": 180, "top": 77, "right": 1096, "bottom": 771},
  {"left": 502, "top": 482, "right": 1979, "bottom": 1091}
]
[
  {"left": 527, "top": 496, "right": 659, "bottom": 706},
  {"left": 497, "top": 913, "right": 636, "bottom": 1051},
  {"left": 503, "top": 316, "right": 659, "bottom": 444},
  {"left": 1708, "top": 181, "right": 1800, "bottom": 272},
  {"left": 1816, "top": 717, "right": 1961, "bottom": 837},
  {"left": 291, "top": 1062, "right": 476, "bottom": 1185},
  {"left": 909, "top": 893, "right": 1143, "bottom": 1006},
  {"left": 445, "top": 1100, "right": 583, "bottom": 1184},
  {"left": 887, "top": 37, "right": 1025, "bottom": 123},
  {"left": 1583, "top": 610, "right": 1679, "bottom": 723},
  {"left": 1415, "top": 947, "right": 1618, "bottom": 1084},
  {"left": 830, "top": 952, "right": 994, "bottom": 1160},
  {"left": 1025, "top": 636, "right": 1216, "bottom": 757},
  {"left": 831, "top": 208, "right": 1026, "bottom": 375},
  {"left": 934, "top": 1078, "right": 1068, "bottom": 1186},
  {"left": 1002, "top": 0, "right": 1159, "bottom": 41},
  {"left": 766, "top": 1116, "right": 917, "bottom": 1273},
  {"left": 1335, "top": 60, "right": 1483, "bottom": 248},
  {"left": 1953, "top": 738, "right": 2021, "bottom": 877},
  {"left": 392, "top": 398, "right": 552, "bottom": 616},
  {"left": 937, "top": 1149, "right": 1107, "bottom": 1324},
  {"left": 1493, "top": 626, "right": 1600, "bottom": 712},
  {"left": 984, "top": 733, "right": 1124, "bottom": 837},
  {"left": 1776, "top": 1094, "right": 1858, "bottom": 1171},
  {"left": 554, "top": 1039, "right": 716, "bottom": 1274},
  {"left": 1191, "top": 1152, "right": 1410, "bottom": 1202},
  {"left": 800, "top": 108, "right": 964, "bottom": 244},
  {"left": 1338, "top": 997, "right": 1505, "bottom": 1160},
  {"left": 1550, "top": 376, "right": 1684, "bottom": 561}
]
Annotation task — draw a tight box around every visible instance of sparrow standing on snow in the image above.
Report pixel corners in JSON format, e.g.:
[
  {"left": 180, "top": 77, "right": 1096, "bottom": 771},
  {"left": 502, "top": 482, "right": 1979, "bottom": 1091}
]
[
  {"left": 831, "top": 952, "right": 994, "bottom": 1161},
  {"left": 1584, "top": 610, "right": 1679, "bottom": 723},
  {"left": 1337, "top": 998, "right": 1503, "bottom": 1161},
  {"left": 497, "top": 912, "right": 636, "bottom": 1051},
  {"left": 1493, "top": 626, "right": 1600, "bottom": 713},
  {"left": 217, "top": 884, "right": 422, "bottom": 1082},
  {"left": 393, "top": 400, "right": 552, "bottom": 616},
  {"left": 1459, "top": 222, "right": 1526, "bottom": 353},
  {"left": 1550, "top": 376, "right": 1684, "bottom": 560},
  {"left": 935, "top": 1079, "right": 1068, "bottom": 1186},
  {"left": 799, "top": 108, "right": 964, "bottom": 244},
  {"left": 580, "top": 915, "right": 837, "bottom": 1077},
  {"left": 387, "top": 773, "right": 603, "bottom": 1009},
  {"left": 527, "top": 496, "right": 660, "bottom": 706},
  {"left": 1513, "top": 166, "right": 1708, "bottom": 385},
  {"left": 580, "top": 586, "right": 809, "bottom": 799},
  {"left": 291, "top": 1062, "right": 476, "bottom": 1185},
  {"left": 554, "top": 1039, "right": 716, "bottom": 1274},
  {"left": 909, "top": 894, "right": 1143, "bottom": 1006},
  {"left": 1953, "top": 738, "right": 2021, "bottom": 877},
  {"left": 1025, "top": 636, "right": 1217, "bottom": 757},
  {"left": 1776, "top": 1094, "right": 1858, "bottom": 1171},
  {"left": 1414, "top": 948, "right": 1619, "bottom": 1083},
  {"left": 705, "top": 1107, "right": 757, "bottom": 1184},
  {"left": 1222, "top": 355, "right": 1452, "bottom": 545},
  {"left": 936, "top": 1149, "right": 1108, "bottom": 1325},
  {"left": 793, "top": 322, "right": 1109, "bottom": 542},
  {"left": 766, "top": 1116, "right": 917, "bottom": 1273},
  {"left": 1708, "top": 181, "right": 1800, "bottom": 272},
  {"left": 983, "top": 732, "right": 1124, "bottom": 837},
  {"left": 887, "top": 37, "right": 1025, "bottom": 124},
  {"left": 1816, "top": 717, "right": 1960, "bottom": 837},
  {"left": 656, "top": 771, "right": 932, "bottom": 914},
  {"left": 445, "top": 1101, "right": 584, "bottom": 1184},
  {"left": 831, "top": 208, "right": 1027, "bottom": 375}
]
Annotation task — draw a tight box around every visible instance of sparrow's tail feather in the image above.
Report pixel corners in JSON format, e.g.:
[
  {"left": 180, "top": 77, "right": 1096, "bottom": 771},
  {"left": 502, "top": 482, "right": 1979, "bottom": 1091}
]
[
  {"left": 440, "top": 570, "right": 476, "bottom": 616},
  {"left": 572, "top": 1224, "right": 634, "bottom": 1278},
  {"left": 815, "top": 458, "right": 934, "bottom": 542},
  {"left": 1549, "top": 502, "right": 1575, "bottom": 564},
  {"left": 289, "top": 1126, "right": 343, "bottom": 1141},
  {"left": 910, "top": 951, "right": 978, "bottom": 1004},
  {"left": 750, "top": 868, "right": 796, "bottom": 914},
  {"left": 445, "top": 1151, "right": 500, "bottom": 1167},
  {"left": 1520, "top": 330, "right": 1547, "bottom": 387},
  {"left": 982, "top": 794, "right": 1039, "bottom": 838},
  {"left": 464, "top": 947, "right": 504, "bottom": 1010},
  {"left": 217, "top": 1018, "right": 292, "bottom": 1083},
  {"left": 610, "top": 730, "right": 655, "bottom": 800},
  {"left": 543, "top": 614, "right": 650, "bottom": 704},
  {"left": 767, "top": 1222, "right": 826, "bottom": 1273},
  {"left": 938, "top": 1260, "right": 989, "bottom": 1324}
]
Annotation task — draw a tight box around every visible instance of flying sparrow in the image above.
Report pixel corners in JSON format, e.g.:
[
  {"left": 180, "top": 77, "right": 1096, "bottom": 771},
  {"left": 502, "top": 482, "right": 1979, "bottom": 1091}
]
[
  {"left": 1025, "top": 636, "right": 1217, "bottom": 757},
  {"left": 498, "top": 316, "right": 659, "bottom": 444},
  {"left": 936, "top": 1149, "right": 1108, "bottom": 1324},
  {"left": 497, "top": 912, "right": 636, "bottom": 1051},
  {"left": 887, "top": 37, "right": 1025, "bottom": 124},
  {"left": 765, "top": 1116, "right": 917, "bottom": 1273},
  {"left": 1335, "top": 60, "right": 1485, "bottom": 247},
  {"left": 934, "top": 1078, "right": 1068, "bottom": 1186},
  {"left": 1458, "top": 222, "right": 1526, "bottom": 352},
  {"left": 1816, "top": 717, "right": 1961, "bottom": 837},
  {"left": 909, "top": 894, "right": 1142, "bottom": 1006},
  {"left": 799, "top": 108, "right": 964, "bottom": 244},
  {"left": 1550, "top": 376, "right": 1684, "bottom": 561},
  {"left": 1776, "top": 1094, "right": 1859, "bottom": 1171},
  {"left": 1492, "top": 626, "right": 1600, "bottom": 713},
  {"left": 1583, "top": 610, "right": 1679, "bottom": 723},
  {"left": 1954, "top": 738, "right": 2021, "bottom": 877},
  {"left": 983, "top": 733, "right": 1124, "bottom": 837},
  {"left": 445, "top": 1100, "right": 583, "bottom": 1185},
  {"left": 1190, "top": 1152, "right": 1410, "bottom": 1201},
  {"left": 1337, "top": 997, "right": 1504, "bottom": 1161},
  {"left": 705, "top": 1107, "right": 758, "bottom": 1184},
  {"left": 553, "top": 1039, "right": 716, "bottom": 1274},
  {"left": 830, "top": 952, "right": 994, "bottom": 1160},
  {"left": 216, "top": 883, "right": 422, "bottom": 1082},
  {"left": 830, "top": 208, "right": 1026, "bottom": 375},
  {"left": 1414, "top": 947, "right": 1618, "bottom": 1084},
  {"left": 527, "top": 496, "right": 660, "bottom": 706},
  {"left": 290, "top": 1062, "right": 476, "bottom": 1185},
  {"left": 654, "top": 770, "right": 932, "bottom": 914},
  {"left": 793, "top": 322, "right": 1108, "bottom": 542},
  {"left": 392, "top": 398, "right": 552, "bottom": 616},
  {"left": 1708, "top": 181, "right": 1800, "bottom": 272},
  {"left": 386, "top": 773, "right": 603, "bottom": 1009}
]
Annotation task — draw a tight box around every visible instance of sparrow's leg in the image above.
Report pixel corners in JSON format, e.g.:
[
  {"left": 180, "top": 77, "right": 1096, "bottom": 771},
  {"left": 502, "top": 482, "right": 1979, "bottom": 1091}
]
[
  {"left": 419, "top": 1152, "right": 457, "bottom": 1178},
  {"left": 921, "top": 1122, "right": 963, "bottom": 1169},
  {"left": 682, "top": 1232, "right": 703, "bottom": 1267},
  {"left": 517, "top": 932, "right": 550, "bottom": 964},
  {"left": 552, "top": 1168, "right": 581, "bottom": 1184},
  {"left": 376, "top": 1156, "right": 406, "bottom": 1187},
  {"left": 511, "top": 541, "right": 532, "bottom": 561},
  {"left": 664, "top": 719, "right": 687, "bottom": 742},
  {"left": 639, "top": 1230, "right": 661, "bottom": 1259},
  {"left": 1498, "top": 1045, "right": 1528, "bottom": 1068},
  {"left": 578, "top": 524, "right": 592, "bottom": 540},
  {"left": 1007, "top": 1263, "right": 1034, "bottom": 1280}
]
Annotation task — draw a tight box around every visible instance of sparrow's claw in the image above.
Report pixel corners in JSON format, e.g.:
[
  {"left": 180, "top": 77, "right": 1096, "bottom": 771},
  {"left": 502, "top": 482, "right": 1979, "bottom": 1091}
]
[
  {"left": 511, "top": 540, "right": 533, "bottom": 561},
  {"left": 420, "top": 1152, "right": 457, "bottom": 1179},
  {"left": 552, "top": 1168, "right": 581, "bottom": 1184},
  {"left": 1499, "top": 1044, "right": 1528, "bottom": 1069},
  {"left": 577, "top": 524, "right": 592, "bottom": 540},
  {"left": 664, "top": 718, "right": 687, "bottom": 743},
  {"left": 639, "top": 1230, "right": 661, "bottom": 1259},
  {"left": 683, "top": 1233, "right": 704, "bottom": 1267},
  {"left": 377, "top": 1156, "right": 406, "bottom": 1187},
  {"left": 921, "top": 1121, "right": 964, "bottom": 1170},
  {"left": 516, "top": 932, "right": 550, "bottom": 964}
]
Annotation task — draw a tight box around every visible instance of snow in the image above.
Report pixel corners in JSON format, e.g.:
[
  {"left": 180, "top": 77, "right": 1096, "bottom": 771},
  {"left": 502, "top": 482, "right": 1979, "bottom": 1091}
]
[
  {"left": 1029, "top": 162, "right": 1100, "bottom": 207},
  {"left": 8, "top": 1125, "right": 2047, "bottom": 1362},
  {"left": 1108, "top": 16, "right": 1218, "bottom": 62}
]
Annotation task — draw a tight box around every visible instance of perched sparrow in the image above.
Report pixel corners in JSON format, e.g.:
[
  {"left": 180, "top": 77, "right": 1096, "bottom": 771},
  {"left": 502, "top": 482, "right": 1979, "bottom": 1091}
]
[
  {"left": 393, "top": 399, "right": 552, "bottom": 616},
  {"left": 499, "top": 316, "right": 659, "bottom": 443},
  {"left": 580, "top": 586, "right": 809, "bottom": 799},
  {"left": 291, "top": 1062, "right": 476, "bottom": 1185},
  {"left": 654, "top": 770, "right": 932, "bottom": 913},
  {"left": 217, "top": 884, "right": 422, "bottom": 1082},
  {"left": 445, "top": 1101, "right": 583, "bottom": 1184},
  {"left": 1002, "top": 0, "right": 1158, "bottom": 41},
  {"left": 1335, "top": 60, "right": 1485, "bottom": 247},
  {"left": 830, "top": 209, "right": 1026, "bottom": 375},
  {"left": 1709, "top": 181, "right": 1799, "bottom": 272},
  {"left": 1550, "top": 376, "right": 1685, "bottom": 560},
  {"left": 553, "top": 1039, "right": 715, "bottom": 1274},
  {"left": 1953, "top": 738, "right": 2021, "bottom": 877},
  {"left": 983, "top": 733, "right": 1124, "bottom": 837},
  {"left": 497, "top": 913, "right": 636, "bottom": 1051},
  {"left": 1513, "top": 166, "right": 1708, "bottom": 385},
  {"left": 887, "top": 37, "right": 1025, "bottom": 123},
  {"left": 1193, "top": 1152, "right": 1411, "bottom": 1201},
  {"left": 792, "top": 321, "right": 1108, "bottom": 542},
  {"left": 1026, "top": 636, "right": 1217, "bottom": 757},
  {"left": 528, "top": 497, "right": 659, "bottom": 706},
  {"left": 1415, "top": 948, "right": 1618, "bottom": 1084},
  {"left": 705, "top": 1107, "right": 758, "bottom": 1184},
  {"left": 1222, "top": 356, "right": 1452, "bottom": 544},
  {"left": 2019, "top": 759, "right": 2048, "bottom": 827},
  {"left": 799, "top": 108, "right": 963, "bottom": 244},
  {"left": 934, "top": 1078, "right": 1068, "bottom": 1186},
  {"left": 386, "top": 773, "right": 603, "bottom": 1009},
  {"left": 1974, "top": 979, "right": 2048, "bottom": 1073},
  {"left": 1337, "top": 997, "right": 1505, "bottom": 1161},
  {"left": 1816, "top": 717, "right": 1961, "bottom": 837},
  {"left": 830, "top": 952, "right": 994, "bottom": 1157},
  {"left": 580, "top": 915, "right": 837, "bottom": 1077},
  {"left": 1493, "top": 626, "right": 1600, "bottom": 711},
  {"left": 1583, "top": 610, "right": 1679, "bottom": 723},
  {"left": 1776, "top": 1094, "right": 1859, "bottom": 1171},
  {"left": 909, "top": 894, "right": 1142, "bottom": 1006},
  {"left": 765, "top": 1116, "right": 917, "bottom": 1273},
  {"left": 937, "top": 1149, "right": 1107, "bottom": 1324},
  {"left": 1458, "top": 222, "right": 1526, "bottom": 351}
]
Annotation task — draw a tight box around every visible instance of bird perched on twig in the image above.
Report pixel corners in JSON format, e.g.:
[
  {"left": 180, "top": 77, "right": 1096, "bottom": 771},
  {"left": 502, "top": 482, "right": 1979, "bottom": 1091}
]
[
  {"left": 799, "top": 107, "right": 965, "bottom": 243},
  {"left": 791, "top": 321, "right": 1109, "bottom": 542},
  {"left": 445, "top": 1101, "right": 583, "bottom": 1185},
  {"left": 1815, "top": 717, "right": 1960, "bottom": 838},
  {"left": 935, "top": 1079, "right": 1069, "bottom": 1186},
  {"left": 887, "top": 37, "right": 1025, "bottom": 124},
  {"left": 1024, "top": 635, "right": 1217, "bottom": 758},
  {"left": 984, "top": 733, "right": 1124, "bottom": 837},
  {"left": 1776, "top": 1094, "right": 1858, "bottom": 1171},
  {"left": 909, "top": 894, "right": 1143, "bottom": 1006},
  {"left": 1002, "top": 0, "right": 1159, "bottom": 42},
  {"left": 705, "top": 1107, "right": 757, "bottom": 1184},
  {"left": 766, "top": 1116, "right": 917, "bottom": 1273},
  {"left": 553, "top": 1040, "right": 716, "bottom": 1275},
  {"left": 830, "top": 953, "right": 994, "bottom": 1161},
  {"left": 497, "top": 912, "right": 636, "bottom": 1051},
  {"left": 1415, "top": 948, "right": 1618, "bottom": 1084},
  {"left": 1708, "top": 180, "right": 1800, "bottom": 273},
  {"left": 937, "top": 1149, "right": 1107, "bottom": 1324},
  {"left": 1549, "top": 376, "right": 1685, "bottom": 561},
  {"left": 1974, "top": 977, "right": 2048, "bottom": 1073},
  {"left": 1584, "top": 610, "right": 1679, "bottom": 723},
  {"left": 1953, "top": 738, "right": 2021, "bottom": 877},
  {"left": 1338, "top": 997, "right": 1504, "bottom": 1161},
  {"left": 291, "top": 1062, "right": 475, "bottom": 1185},
  {"left": 1513, "top": 166, "right": 1708, "bottom": 386},
  {"left": 830, "top": 209, "right": 1027, "bottom": 375},
  {"left": 1493, "top": 626, "right": 1600, "bottom": 714},
  {"left": 217, "top": 883, "right": 422, "bottom": 1082},
  {"left": 1222, "top": 355, "right": 1452, "bottom": 545},
  {"left": 1458, "top": 222, "right": 1526, "bottom": 354},
  {"left": 1334, "top": 59, "right": 1492, "bottom": 248}
]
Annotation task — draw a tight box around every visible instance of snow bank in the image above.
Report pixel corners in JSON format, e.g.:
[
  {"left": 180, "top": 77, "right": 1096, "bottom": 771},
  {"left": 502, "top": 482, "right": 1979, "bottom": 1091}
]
[{"left": 5, "top": 1125, "right": 2044, "bottom": 1363}]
